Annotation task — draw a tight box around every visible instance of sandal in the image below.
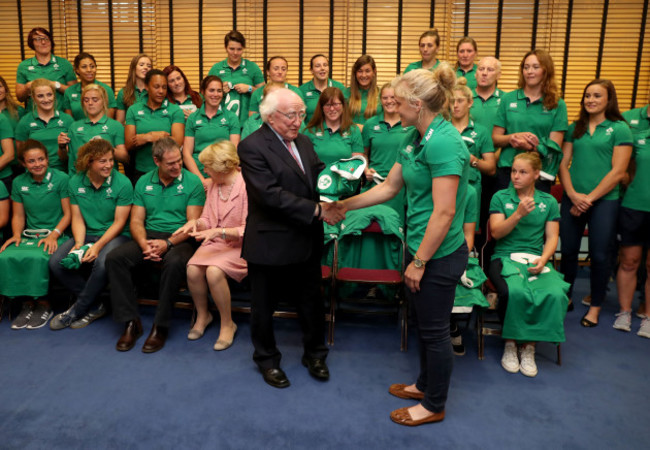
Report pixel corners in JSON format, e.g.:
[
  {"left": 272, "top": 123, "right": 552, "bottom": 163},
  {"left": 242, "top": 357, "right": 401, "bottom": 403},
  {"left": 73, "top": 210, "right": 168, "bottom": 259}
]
[{"left": 580, "top": 314, "right": 598, "bottom": 328}]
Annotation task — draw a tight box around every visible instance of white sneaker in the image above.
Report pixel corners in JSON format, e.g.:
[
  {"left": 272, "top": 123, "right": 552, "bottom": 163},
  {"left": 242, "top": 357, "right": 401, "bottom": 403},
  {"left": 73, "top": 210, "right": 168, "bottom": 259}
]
[
  {"left": 501, "top": 342, "right": 519, "bottom": 373},
  {"left": 613, "top": 311, "right": 632, "bottom": 332},
  {"left": 519, "top": 345, "right": 538, "bottom": 377},
  {"left": 638, "top": 317, "right": 650, "bottom": 339}
]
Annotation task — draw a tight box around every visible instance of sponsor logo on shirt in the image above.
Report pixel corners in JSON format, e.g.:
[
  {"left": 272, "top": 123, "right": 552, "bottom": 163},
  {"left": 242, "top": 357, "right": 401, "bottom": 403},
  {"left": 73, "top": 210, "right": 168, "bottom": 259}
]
[
  {"left": 196, "top": 120, "right": 203, "bottom": 125},
  {"left": 315, "top": 131, "right": 323, "bottom": 137},
  {"left": 510, "top": 102, "right": 517, "bottom": 108},
  {"left": 638, "top": 139, "right": 646, "bottom": 145},
  {"left": 72, "top": 94, "right": 78, "bottom": 99},
  {"left": 77, "top": 127, "right": 84, "bottom": 132},
  {"left": 374, "top": 125, "right": 380, "bottom": 131},
  {"left": 145, "top": 185, "right": 153, "bottom": 191},
  {"left": 404, "top": 145, "right": 413, "bottom": 154},
  {"left": 631, "top": 119, "right": 639, "bottom": 125},
  {"left": 505, "top": 203, "right": 514, "bottom": 210},
  {"left": 30, "top": 122, "right": 38, "bottom": 127},
  {"left": 21, "top": 186, "right": 29, "bottom": 191},
  {"left": 219, "top": 70, "right": 226, "bottom": 74},
  {"left": 138, "top": 110, "right": 145, "bottom": 116},
  {"left": 318, "top": 174, "right": 333, "bottom": 190},
  {"left": 306, "top": 92, "right": 313, "bottom": 97},
  {"left": 424, "top": 129, "right": 433, "bottom": 141},
  {"left": 78, "top": 187, "right": 86, "bottom": 193}
]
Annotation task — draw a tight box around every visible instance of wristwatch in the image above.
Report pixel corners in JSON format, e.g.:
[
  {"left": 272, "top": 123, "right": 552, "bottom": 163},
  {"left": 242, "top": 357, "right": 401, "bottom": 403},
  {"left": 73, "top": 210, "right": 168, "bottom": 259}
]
[
  {"left": 413, "top": 254, "right": 427, "bottom": 269},
  {"left": 165, "top": 239, "right": 174, "bottom": 250},
  {"left": 470, "top": 160, "right": 479, "bottom": 168},
  {"left": 54, "top": 81, "right": 61, "bottom": 91},
  {"left": 248, "top": 85, "right": 253, "bottom": 93}
]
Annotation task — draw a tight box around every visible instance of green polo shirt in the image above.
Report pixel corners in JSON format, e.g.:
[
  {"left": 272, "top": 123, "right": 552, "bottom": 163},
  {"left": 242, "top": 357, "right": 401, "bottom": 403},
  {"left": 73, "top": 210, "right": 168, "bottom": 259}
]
[
  {"left": 62, "top": 80, "right": 117, "bottom": 121},
  {"left": 125, "top": 99, "right": 185, "bottom": 172},
  {"left": 471, "top": 88, "right": 505, "bottom": 135},
  {"left": 69, "top": 169, "right": 133, "bottom": 236},
  {"left": 456, "top": 64, "right": 477, "bottom": 91},
  {"left": 11, "top": 168, "right": 69, "bottom": 230},
  {"left": 622, "top": 132, "right": 650, "bottom": 212},
  {"left": 116, "top": 88, "right": 148, "bottom": 112},
  {"left": 134, "top": 168, "right": 205, "bottom": 233},
  {"left": 463, "top": 184, "right": 478, "bottom": 224},
  {"left": 249, "top": 83, "right": 305, "bottom": 115},
  {"left": 15, "top": 110, "right": 74, "bottom": 171},
  {"left": 362, "top": 114, "right": 412, "bottom": 177},
  {"left": 490, "top": 187, "right": 560, "bottom": 260},
  {"left": 0, "top": 180, "right": 8, "bottom": 199},
  {"left": 565, "top": 119, "right": 633, "bottom": 200},
  {"left": 495, "top": 89, "right": 568, "bottom": 172},
  {"left": 208, "top": 58, "right": 265, "bottom": 127},
  {"left": 16, "top": 55, "right": 76, "bottom": 112},
  {"left": 623, "top": 105, "right": 650, "bottom": 135},
  {"left": 185, "top": 105, "right": 240, "bottom": 175},
  {"left": 1, "top": 106, "right": 26, "bottom": 130},
  {"left": 299, "top": 78, "right": 347, "bottom": 123},
  {"left": 403, "top": 60, "right": 441, "bottom": 74},
  {"left": 67, "top": 115, "right": 125, "bottom": 174},
  {"left": 397, "top": 115, "right": 470, "bottom": 258},
  {"left": 304, "top": 125, "right": 363, "bottom": 166},
  {"left": 344, "top": 87, "right": 383, "bottom": 126},
  {"left": 241, "top": 113, "right": 263, "bottom": 140},
  {"left": 460, "top": 119, "right": 494, "bottom": 186},
  {"left": 0, "top": 114, "right": 14, "bottom": 179}
]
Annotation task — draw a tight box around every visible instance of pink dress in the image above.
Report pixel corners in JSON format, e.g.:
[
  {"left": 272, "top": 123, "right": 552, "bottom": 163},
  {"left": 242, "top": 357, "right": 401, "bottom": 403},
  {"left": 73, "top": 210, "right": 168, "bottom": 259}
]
[{"left": 187, "top": 171, "right": 248, "bottom": 282}]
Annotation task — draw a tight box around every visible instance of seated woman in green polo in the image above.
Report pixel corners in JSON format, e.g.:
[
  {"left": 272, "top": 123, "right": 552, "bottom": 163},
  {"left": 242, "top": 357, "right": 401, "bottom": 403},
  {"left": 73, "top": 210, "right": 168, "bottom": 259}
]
[
  {"left": 0, "top": 139, "right": 71, "bottom": 330},
  {"left": 487, "top": 152, "right": 569, "bottom": 378}
]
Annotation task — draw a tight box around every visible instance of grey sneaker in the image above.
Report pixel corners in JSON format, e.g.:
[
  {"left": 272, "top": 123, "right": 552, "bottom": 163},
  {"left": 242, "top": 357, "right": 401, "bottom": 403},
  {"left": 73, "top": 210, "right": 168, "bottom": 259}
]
[
  {"left": 26, "top": 304, "right": 53, "bottom": 329},
  {"left": 501, "top": 341, "right": 519, "bottom": 373},
  {"left": 519, "top": 345, "right": 538, "bottom": 377},
  {"left": 638, "top": 317, "right": 650, "bottom": 339},
  {"left": 50, "top": 307, "right": 77, "bottom": 330},
  {"left": 70, "top": 303, "right": 107, "bottom": 329},
  {"left": 613, "top": 311, "right": 632, "bottom": 332},
  {"left": 11, "top": 303, "right": 34, "bottom": 329}
]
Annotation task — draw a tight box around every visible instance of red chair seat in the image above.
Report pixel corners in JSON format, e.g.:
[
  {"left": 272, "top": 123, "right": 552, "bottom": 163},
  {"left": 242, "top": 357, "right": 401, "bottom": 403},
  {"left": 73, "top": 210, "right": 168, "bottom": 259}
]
[{"left": 336, "top": 267, "right": 402, "bottom": 284}]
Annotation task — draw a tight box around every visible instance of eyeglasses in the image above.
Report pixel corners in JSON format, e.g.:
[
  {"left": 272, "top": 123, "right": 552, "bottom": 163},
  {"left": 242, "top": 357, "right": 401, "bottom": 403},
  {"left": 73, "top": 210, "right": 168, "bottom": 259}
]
[
  {"left": 276, "top": 110, "right": 306, "bottom": 121},
  {"left": 323, "top": 102, "right": 343, "bottom": 110},
  {"left": 33, "top": 37, "right": 50, "bottom": 43}
]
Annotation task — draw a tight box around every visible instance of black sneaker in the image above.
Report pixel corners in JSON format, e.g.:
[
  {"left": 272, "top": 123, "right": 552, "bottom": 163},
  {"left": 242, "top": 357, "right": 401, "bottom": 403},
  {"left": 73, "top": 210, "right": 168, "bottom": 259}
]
[
  {"left": 11, "top": 303, "right": 34, "bottom": 329},
  {"left": 451, "top": 334, "right": 465, "bottom": 356},
  {"left": 26, "top": 304, "right": 53, "bottom": 329}
]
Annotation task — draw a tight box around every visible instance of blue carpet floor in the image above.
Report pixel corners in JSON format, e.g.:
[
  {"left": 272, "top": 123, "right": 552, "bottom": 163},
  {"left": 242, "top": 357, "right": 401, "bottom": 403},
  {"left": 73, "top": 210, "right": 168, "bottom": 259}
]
[{"left": 0, "top": 269, "right": 647, "bottom": 449}]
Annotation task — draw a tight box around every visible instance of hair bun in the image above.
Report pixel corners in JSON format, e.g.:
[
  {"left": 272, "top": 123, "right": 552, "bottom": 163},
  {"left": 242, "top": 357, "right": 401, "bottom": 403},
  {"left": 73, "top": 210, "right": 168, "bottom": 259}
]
[
  {"left": 455, "top": 77, "right": 468, "bottom": 87},
  {"left": 432, "top": 62, "right": 456, "bottom": 91}
]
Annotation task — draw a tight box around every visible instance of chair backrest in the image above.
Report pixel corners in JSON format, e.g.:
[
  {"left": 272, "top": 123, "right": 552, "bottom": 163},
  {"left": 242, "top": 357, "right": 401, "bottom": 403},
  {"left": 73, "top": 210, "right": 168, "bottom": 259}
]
[{"left": 550, "top": 183, "right": 564, "bottom": 204}]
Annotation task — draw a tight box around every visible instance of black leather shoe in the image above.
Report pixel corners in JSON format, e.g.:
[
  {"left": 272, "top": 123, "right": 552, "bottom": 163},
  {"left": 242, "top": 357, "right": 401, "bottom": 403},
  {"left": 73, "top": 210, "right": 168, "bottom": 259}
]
[
  {"left": 302, "top": 356, "right": 330, "bottom": 381},
  {"left": 142, "top": 325, "right": 169, "bottom": 353},
  {"left": 261, "top": 368, "right": 290, "bottom": 388},
  {"left": 116, "top": 319, "right": 143, "bottom": 352}
]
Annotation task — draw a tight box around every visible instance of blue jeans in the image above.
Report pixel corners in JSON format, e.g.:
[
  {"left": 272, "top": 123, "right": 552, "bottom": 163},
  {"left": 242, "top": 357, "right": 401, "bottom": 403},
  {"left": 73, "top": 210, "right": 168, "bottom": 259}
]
[
  {"left": 406, "top": 243, "right": 468, "bottom": 413},
  {"left": 559, "top": 195, "right": 618, "bottom": 307},
  {"left": 49, "top": 235, "right": 130, "bottom": 317}
]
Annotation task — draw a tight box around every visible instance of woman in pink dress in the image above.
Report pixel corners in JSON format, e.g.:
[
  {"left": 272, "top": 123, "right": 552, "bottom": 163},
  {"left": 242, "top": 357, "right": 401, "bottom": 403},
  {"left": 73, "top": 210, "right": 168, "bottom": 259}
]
[{"left": 174, "top": 140, "right": 247, "bottom": 350}]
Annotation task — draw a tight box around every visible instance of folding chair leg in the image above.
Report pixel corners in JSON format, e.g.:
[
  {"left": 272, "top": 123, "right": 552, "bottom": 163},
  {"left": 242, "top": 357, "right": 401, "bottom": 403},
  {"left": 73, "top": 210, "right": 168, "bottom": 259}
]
[
  {"left": 556, "top": 343, "right": 562, "bottom": 366},
  {"left": 477, "top": 311, "right": 485, "bottom": 360}
]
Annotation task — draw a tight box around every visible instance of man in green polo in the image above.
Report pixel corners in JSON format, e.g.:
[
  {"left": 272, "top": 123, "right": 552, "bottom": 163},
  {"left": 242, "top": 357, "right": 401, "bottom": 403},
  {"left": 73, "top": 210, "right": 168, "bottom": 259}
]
[{"left": 106, "top": 137, "right": 204, "bottom": 354}]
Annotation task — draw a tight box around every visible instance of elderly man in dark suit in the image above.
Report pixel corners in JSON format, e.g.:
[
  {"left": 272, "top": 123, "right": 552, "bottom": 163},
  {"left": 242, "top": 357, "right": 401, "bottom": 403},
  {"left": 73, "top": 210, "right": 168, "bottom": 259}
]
[{"left": 238, "top": 88, "right": 341, "bottom": 388}]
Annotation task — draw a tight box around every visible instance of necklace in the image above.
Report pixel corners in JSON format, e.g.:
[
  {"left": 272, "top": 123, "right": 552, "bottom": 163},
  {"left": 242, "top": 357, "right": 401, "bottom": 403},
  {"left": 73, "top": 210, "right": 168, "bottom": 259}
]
[{"left": 218, "top": 180, "right": 236, "bottom": 201}]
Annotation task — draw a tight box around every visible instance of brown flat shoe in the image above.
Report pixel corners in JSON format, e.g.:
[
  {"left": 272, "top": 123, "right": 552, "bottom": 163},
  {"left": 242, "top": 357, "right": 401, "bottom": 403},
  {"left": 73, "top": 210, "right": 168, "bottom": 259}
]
[
  {"left": 390, "top": 407, "right": 445, "bottom": 426},
  {"left": 388, "top": 383, "right": 424, "bottom": 400}
]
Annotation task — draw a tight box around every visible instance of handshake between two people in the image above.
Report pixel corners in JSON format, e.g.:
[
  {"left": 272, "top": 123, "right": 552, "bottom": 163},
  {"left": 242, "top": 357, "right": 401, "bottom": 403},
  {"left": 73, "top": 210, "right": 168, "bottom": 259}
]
[{"left": 320, "top": 201, "right": 347, "bottom": 226}]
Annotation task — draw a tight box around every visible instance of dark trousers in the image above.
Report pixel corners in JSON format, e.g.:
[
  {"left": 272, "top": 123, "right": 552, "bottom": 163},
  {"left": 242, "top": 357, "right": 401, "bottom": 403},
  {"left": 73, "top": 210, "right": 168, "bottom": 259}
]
[
  {"left": 407, "top": 244, "right": 468, "bottom": 413},
  {"left": 487, "top": 258, "right": 509, "bottom": 323},
  {"left": 248, "top": 254, "right": 328, "bottom": 370},
  {"left": 559, "top": 196, "right": 619, "bottom": 306},
  {"left": 49, "top": 234, "right": 130, "bottom": 317},
  {"left": 105, "top": 231, "right": 196, "bottom": 327}
]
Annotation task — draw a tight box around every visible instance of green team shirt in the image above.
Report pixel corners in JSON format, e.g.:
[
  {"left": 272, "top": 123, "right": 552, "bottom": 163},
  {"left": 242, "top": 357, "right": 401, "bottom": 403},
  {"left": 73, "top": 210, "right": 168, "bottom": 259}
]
[
  {"left": 463, "top": 184, "right": 478, "bottom": 224},
  {"left": 456, "top": 64, "right": 477, "bottom": 91},
  {"left": 460, "top": 119, "right": 494, "bottom": 186},
  {"left": 0, "top": 180, "right": 8, "bottom": 199},
  {"left": 116, "top": 88, "right": 148, "bottom": 112},
  {"left": 11, "top": 168, "right": 69, "bottom": 230},
  {"left": 249, "top": 83, "right": 304, "bottom": 115},
  {"left": 471, "top": 88, "right": 505, "bottom": 134},
  {"left": 125, "top": 99, "right": 185, "bottom": 172},
  {"left": 16, "top": 55, "right": 76, "bottom": 112},
  {"left": 207, "top": 58, "right": 265, "bottom": 126},
  {"left": 397, "top": 115, "right": 470, "bottom": 258},
  {"left": 403, "top": 60, "right": 441, "bottom": 74},
  {"left": 62, "top": 80, "right": 117, "bottom": 120},
  {"left": 185, "top": 105, "right": 240, "bottom": 175},
  {"left": 134, "top": 168, "right": 205, "bottom": 233},
  {"left": 623, "top": 105, "right": 650, "bottom": 135},
  {"left": 69, "top": 169, "right": 133, "bottom": 236},
  {"left": 490, "top": 187, "right": 560, "bottom": 260},
  {"left": 344, "top": 87, "right": 383, "bottom": 126},
  {"left": 622, "top": 132, "right": 650, "bottom": 212},
  {"left": 495, "top": 89, "right": 568, "bottom": 173},
  {"left": 0, "top": 114, "right": 15, "bottom": 178},
  {"left": 67, "top": 115, "right": 125, "bottom": 174},
  {"left": 304, "top": 125, "right": 363, "bottom": 166},
  {"left": 299, "top": 78, "right": 347, "bottom": 123},
  {"left": 362, "top": 114, "right": 412, "bottom": 177},
  {"left": 1, "top": 106, "right": 26, "bottom": 130},
  {"left": 241, "top": 113, "right": 263, "bottom": 140},
  {"left": 565, "top": 119, "right": 633, "bottom": 201},
  {"left": 15, "top": 110, "right": 74, "bottom": 171}
]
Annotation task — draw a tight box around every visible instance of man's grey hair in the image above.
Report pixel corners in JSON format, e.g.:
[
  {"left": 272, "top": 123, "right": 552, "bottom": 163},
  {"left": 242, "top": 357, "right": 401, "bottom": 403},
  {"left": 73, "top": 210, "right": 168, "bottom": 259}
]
[
  {"left": 152, "top": 136, "right": 180, "bottom": 160},
  {"left": 260, "top": 88, "right": 303, "bottom": 122}
]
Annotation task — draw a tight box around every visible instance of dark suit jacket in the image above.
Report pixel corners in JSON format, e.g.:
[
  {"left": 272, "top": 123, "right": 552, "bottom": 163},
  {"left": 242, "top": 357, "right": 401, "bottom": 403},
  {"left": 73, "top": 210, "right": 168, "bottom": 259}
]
[{"left": 238, "top": 123, "right": 325, "bottom": 266}]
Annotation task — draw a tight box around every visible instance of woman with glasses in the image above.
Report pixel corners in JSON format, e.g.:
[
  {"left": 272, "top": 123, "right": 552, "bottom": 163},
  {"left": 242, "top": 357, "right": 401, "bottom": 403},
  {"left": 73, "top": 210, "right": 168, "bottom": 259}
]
[
  {"left": 303, "top": 87, "right": 363, "bottom": 166},
  {"left": 15, "top": 27, "right": 76, "bottom": 112},
  {"left": 63, "top": 52, "right": 117, "bottom": 121}
]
